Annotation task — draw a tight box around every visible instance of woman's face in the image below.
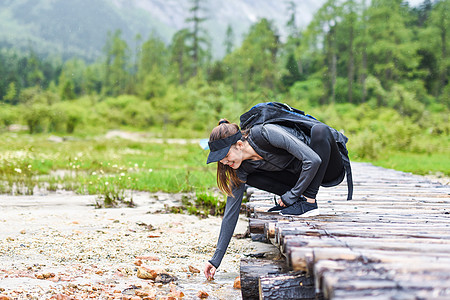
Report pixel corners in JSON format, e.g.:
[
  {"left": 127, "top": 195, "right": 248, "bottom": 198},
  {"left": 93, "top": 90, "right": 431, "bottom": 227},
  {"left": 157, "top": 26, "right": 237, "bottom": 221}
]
[{"left": 219, "top": 142, "right": 243, "bottom": 169}]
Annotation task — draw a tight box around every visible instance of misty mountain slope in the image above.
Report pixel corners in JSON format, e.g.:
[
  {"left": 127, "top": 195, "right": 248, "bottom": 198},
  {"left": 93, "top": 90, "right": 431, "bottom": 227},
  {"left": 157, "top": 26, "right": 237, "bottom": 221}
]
[{"left": 0, "top": 0, "right": 322, "bottom": 60}]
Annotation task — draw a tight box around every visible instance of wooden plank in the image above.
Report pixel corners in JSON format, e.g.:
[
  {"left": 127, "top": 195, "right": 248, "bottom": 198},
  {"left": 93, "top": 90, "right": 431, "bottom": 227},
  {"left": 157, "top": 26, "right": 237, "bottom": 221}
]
[
  {"left": 288, "top": 246, "right": 450, "bottom": 272},
  {"left": 240, "top": 258, "right": 287, "bottom": 300},
  {"left": 259, "top": 272, "right": 317, "bottom": 300}
]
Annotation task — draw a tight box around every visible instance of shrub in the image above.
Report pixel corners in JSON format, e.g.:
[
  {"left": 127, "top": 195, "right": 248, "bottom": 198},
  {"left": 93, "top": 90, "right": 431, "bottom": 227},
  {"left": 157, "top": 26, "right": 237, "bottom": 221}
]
[{"left": 0, "top": 104, "right": 19, "bottom": 127}]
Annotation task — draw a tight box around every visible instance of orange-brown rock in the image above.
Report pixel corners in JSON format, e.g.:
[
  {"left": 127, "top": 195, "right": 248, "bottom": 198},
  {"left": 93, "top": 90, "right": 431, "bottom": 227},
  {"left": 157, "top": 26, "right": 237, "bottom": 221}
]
[
  {"left": 233, "top": 276, "right": 241, "bottom": 289},
  {"left": 137, "top": 267, "right": 158, "bottom": 280},
  {"left": 188, "top": 265, "right": 200, "bottom": 273},
  {"left": 196, "top": 290, "right": 209, "bottom": 298}
]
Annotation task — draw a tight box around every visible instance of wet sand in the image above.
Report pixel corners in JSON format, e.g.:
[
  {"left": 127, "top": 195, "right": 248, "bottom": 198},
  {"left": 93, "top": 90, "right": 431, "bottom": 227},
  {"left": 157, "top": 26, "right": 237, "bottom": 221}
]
[{"left": 0, "top": 191, "right": 257, "bottom": 299}]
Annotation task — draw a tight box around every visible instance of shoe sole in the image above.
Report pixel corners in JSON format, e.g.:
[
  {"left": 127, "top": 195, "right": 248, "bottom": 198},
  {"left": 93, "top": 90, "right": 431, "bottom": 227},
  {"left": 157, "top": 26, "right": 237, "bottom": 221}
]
[{"left": 279, "top": 208, "right": 320, "bottom": 217}]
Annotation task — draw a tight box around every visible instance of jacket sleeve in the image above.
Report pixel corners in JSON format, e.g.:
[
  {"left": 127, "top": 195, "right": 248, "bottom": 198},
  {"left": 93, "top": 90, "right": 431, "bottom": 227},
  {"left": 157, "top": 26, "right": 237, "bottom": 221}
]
[
  {"left": 209, "top": 181, "right": 245, "bottom": 269},
  {"left": 261, "top": 124, "right": 321, "bottom": 206}
]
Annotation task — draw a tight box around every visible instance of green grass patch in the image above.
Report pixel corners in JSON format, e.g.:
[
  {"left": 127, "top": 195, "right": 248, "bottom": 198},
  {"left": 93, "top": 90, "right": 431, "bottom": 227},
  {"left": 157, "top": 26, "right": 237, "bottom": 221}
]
[
  {"left": 0, "top": 133, "right": 218, "bottom": 201},
  {"left": 366, "top": 151, "right": 450, "bottom": 176}
]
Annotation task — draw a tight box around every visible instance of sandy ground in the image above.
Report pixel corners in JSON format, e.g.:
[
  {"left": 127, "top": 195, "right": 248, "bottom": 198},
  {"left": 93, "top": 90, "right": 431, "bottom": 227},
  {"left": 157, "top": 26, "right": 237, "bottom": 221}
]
[{"left": 0, "top": 191, "right": 261, "bottom": 300}]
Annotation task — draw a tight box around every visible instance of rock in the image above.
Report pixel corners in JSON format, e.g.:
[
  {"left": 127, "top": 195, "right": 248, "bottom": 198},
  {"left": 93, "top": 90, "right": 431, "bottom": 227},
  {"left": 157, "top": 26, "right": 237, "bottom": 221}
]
[
  {"left": 197, "top": 290, "right": 209, "bottom": 298},
  {"left": 35, "top": 273, "right": 44, "bottom": 279},
  {"left": 20, "top": 230, "right": 26, "bottom": 234},
  {"left": 135, "top": 287, "right": 157, "bottom": 299},
  {"left": 168, "top": 285, "right": 184, "bottom": 298},
  {"left": 155, "top": 273, "right": 177, "bottom": 284},
  {"left": 135, "top": 290, "right": 149, "bottom": 297},
  {"left": 134, "top": 260, "right": 143, "bottom": 266},
  {"left": 137, "top": 267, "right": 157, "bottom": 280},
  {"left": 233, "top": 276, "right": 241, "bottom": 289},
  {"left": 188, "top": 265, "right": 200, "bottom": 274},
  {"left": 0, "top": 295, "right": 12, "bottom": 300},
  {"left": 43, "top": 272, "right": 55, "bottom": 279}
]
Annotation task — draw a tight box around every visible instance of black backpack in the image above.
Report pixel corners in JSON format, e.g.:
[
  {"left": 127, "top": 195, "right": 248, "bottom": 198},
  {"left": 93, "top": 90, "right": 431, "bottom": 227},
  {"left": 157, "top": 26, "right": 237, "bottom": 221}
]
[{"left": 240, "top": 102, "right": 353, "bottom": 200}]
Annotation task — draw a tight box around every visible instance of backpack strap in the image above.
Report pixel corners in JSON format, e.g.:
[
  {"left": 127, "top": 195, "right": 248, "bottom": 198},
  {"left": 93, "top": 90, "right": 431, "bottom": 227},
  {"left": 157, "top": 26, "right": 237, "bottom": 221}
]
[{"left": 343, "top": 159, "right": 353, "bottom": 200}]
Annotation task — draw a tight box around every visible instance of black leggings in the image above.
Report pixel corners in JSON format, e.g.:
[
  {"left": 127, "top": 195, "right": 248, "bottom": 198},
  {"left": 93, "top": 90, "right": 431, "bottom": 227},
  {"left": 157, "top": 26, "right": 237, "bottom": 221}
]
[{"left": 246, "top": 124, "right": 343, "bottom": 200}]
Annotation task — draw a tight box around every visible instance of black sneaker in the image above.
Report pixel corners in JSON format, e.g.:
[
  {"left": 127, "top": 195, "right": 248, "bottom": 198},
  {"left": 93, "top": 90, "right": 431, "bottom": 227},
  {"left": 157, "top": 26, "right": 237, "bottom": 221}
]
[
  {"left": 267, "top": 195, "right": 282, "bottom": 212},
  {"left": 267, "top": 195, "right": 308, "bottom": 212},
  {"left": 267, "top": 204, "right": 284, "bottom": 212},
  {"left": 279, "top": 200, "right": 320, "bottom": 217}
]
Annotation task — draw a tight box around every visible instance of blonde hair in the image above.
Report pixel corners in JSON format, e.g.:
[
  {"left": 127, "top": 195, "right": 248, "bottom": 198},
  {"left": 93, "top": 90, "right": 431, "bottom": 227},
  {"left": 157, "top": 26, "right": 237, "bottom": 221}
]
[{"left": 209, "top": 119, "right": 244, "bottom": 197}]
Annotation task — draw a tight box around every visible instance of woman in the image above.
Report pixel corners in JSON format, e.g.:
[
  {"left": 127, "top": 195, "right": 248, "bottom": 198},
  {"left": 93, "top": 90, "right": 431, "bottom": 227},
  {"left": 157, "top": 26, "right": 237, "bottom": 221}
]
[{"left": 203, "top": 118, "right": 347, "bottom": 280}]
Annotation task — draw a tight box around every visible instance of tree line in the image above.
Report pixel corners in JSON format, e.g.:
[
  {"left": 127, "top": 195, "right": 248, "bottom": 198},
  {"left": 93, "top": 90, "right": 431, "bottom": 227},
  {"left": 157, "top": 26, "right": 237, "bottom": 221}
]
[{"left": 0, "top": 0, "right": 448, "bottom": 136}]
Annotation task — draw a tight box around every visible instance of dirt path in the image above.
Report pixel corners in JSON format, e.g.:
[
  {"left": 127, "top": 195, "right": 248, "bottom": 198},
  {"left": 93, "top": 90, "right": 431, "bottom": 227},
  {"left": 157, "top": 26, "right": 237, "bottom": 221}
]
[{"left": 0, "top": 192, "right": 256, "bottom": 299}]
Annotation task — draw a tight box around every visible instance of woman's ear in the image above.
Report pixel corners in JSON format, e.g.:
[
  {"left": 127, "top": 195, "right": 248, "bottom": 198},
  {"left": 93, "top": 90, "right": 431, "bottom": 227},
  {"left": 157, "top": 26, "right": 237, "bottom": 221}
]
[{"left": 235, "top": 140, "right": 244, "bottom": 150}]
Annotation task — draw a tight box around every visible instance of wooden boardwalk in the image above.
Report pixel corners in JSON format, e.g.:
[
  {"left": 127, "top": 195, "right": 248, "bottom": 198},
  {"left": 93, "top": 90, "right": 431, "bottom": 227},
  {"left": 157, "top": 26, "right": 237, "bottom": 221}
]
[{"left": 241, "top": 162, "right": 450, "bottom": 300}]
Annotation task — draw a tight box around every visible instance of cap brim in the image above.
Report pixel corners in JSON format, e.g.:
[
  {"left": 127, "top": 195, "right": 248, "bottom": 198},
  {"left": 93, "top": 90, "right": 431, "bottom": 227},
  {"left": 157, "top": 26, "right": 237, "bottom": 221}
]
[{"left": 206, "top": 146, "right": 231, "bottom": 164}]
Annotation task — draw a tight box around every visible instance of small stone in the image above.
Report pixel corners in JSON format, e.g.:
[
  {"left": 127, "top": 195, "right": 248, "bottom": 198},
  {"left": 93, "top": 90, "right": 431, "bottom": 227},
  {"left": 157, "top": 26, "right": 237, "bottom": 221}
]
[
  {"left": 154, "top": 273, "right": 177, "bottom": 284},
  {"left": 197, "top": 290, "right": 209, "bottom": 298},
  {"left": 168, "top": 286, "right": 184, "bottom": 298},
  {"left": 188, "top": 265, "right": 200, "bottom": 274},
  {"left": 35, "top": 273, "right": 44, "bottom": 279},
  {"left": 135, "top": 290, "right": 149, "bottom": 297},
  {"left": 134, "top": 260, "right": 143, "bottom": 266},
  {"left": 20, "top": 230, "right": 26, "bottom": 234},
  {"left": 0, "top": 295, "right": 12, "bottom": 300},
  {"left": 137, "top": 267, "right": 157, "bottom": 280},
  {"left": 233, "top": 276, "right": 241, "bottom": 289},
  {"left": 43, "top": 273, "right": 55, "bottom": 279}
]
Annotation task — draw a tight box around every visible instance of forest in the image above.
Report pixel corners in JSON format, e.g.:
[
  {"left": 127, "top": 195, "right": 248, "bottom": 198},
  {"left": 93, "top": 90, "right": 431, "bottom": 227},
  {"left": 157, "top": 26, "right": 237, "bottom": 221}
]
[{"left": 0, "top": 0, "right": 449, "bottom": 176}]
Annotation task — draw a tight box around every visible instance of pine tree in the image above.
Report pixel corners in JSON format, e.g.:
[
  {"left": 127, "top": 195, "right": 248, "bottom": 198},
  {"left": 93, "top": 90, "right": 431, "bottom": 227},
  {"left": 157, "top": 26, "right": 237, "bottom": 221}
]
[{"left": 185, "top": 0, "right": 210, "bottom": 77}]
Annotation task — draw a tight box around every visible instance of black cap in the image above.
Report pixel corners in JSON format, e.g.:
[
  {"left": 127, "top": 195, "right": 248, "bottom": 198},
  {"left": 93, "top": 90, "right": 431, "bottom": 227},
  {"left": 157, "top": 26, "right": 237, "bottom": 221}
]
[{"left": 206, "top": 131, "right": 242, "bottom": 164}]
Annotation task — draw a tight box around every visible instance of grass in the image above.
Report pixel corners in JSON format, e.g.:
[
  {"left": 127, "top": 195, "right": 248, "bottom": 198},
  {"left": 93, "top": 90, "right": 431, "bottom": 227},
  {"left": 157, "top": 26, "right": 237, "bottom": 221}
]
[
  {"left": 1, "top": 131, "right": 448, "bottom": 210},
  {"left": 0, "top": 132, "right": 218, "bottom": 207},
  {"left": 367, "top": 151, "right": 450, "bottom": 177}
]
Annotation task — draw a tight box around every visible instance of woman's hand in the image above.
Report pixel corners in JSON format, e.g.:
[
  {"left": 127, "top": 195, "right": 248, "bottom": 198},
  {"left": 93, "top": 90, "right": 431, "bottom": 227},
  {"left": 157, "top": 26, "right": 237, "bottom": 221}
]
[{"left": 204, "top": 262, "right": 216, "bottom": 280}]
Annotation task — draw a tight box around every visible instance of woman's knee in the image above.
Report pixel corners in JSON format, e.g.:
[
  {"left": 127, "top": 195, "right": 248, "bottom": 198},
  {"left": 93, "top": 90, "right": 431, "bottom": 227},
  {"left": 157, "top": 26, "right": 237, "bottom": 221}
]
[
  {"left": 311, "top": 124, "right": 330, "bottom": 137},
  {"left": 310, "top": 124, "right": 332, "bottom": 145}
]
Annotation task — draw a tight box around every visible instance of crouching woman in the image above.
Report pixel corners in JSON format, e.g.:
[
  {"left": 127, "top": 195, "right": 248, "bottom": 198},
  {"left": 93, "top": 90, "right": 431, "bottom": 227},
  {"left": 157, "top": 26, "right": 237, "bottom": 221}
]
[{"left": 203, "top": 118, "right": 348, "bottom": 280}]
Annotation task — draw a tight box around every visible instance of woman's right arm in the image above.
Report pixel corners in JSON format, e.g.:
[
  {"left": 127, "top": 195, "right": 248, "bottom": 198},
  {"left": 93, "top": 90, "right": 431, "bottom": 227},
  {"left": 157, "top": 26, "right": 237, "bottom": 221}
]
[{"left": 206, "top": 181, "right": 246, "bottom": 276}]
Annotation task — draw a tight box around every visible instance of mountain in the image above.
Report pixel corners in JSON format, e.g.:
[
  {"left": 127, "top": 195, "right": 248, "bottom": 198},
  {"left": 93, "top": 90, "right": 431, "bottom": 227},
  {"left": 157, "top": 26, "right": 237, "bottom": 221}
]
[{"left": 0, "top": 0, "right": 323, "bottom": 61}]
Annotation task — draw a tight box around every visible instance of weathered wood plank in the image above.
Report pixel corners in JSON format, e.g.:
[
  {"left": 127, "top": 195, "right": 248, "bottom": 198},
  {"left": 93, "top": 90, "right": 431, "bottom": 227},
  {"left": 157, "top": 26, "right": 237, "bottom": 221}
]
[
  {"left": 240, "top": 258, "right": 287, "bottom": 300},
  {"left": 288, "top": 246, "right": 450, "bottom": 272},
  {"left": 259, "top": 272, "right": 317, "bottom": 300}
]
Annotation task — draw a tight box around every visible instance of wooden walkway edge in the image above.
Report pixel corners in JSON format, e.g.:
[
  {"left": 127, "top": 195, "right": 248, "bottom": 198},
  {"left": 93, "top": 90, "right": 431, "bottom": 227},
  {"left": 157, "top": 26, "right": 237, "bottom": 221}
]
[{"left": 240, "top": 162, "right": 450, "bottom": 300}]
